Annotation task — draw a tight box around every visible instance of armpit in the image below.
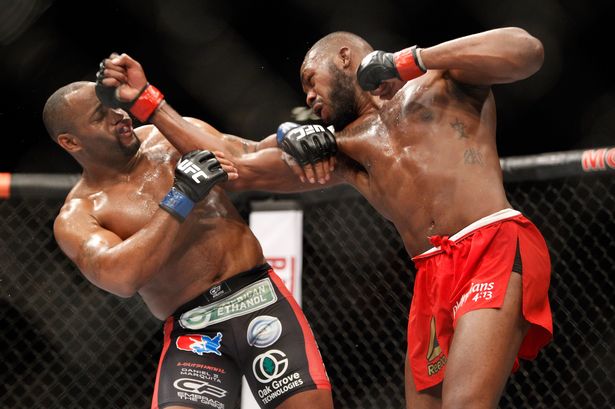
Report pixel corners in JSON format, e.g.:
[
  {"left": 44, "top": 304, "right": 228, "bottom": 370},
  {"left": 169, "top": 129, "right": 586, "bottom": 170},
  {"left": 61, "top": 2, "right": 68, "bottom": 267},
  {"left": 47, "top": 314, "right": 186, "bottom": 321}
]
[{"left": 443, "top": 72, "right": 490, "bottom": 109}]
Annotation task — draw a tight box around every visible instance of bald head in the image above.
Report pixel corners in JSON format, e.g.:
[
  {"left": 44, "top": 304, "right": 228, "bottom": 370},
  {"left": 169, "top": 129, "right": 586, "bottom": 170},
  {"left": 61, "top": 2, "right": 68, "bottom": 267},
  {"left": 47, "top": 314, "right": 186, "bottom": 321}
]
[
  {"left": 42, "top": 81, "right": 90, "bottom": 142},
  {"left": 306, "top": 31, "right": 373, "bottom": 62}
]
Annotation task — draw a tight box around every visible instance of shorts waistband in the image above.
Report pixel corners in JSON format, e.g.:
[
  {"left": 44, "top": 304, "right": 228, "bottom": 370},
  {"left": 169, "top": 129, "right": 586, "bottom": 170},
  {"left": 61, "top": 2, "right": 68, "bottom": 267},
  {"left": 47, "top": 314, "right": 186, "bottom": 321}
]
[
  {"left": 172, "top": 263, "right": 272, "bottom": 317},
  {"left": 414, "top": 208, "right": 521, "bottom": 259}
]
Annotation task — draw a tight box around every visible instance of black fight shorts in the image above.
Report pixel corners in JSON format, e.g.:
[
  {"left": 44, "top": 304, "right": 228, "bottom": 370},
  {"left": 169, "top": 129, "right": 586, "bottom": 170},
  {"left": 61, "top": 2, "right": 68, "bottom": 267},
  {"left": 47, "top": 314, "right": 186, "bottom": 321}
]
[{"left": 151, "top": 264, "right": 330, "bottom": 409}]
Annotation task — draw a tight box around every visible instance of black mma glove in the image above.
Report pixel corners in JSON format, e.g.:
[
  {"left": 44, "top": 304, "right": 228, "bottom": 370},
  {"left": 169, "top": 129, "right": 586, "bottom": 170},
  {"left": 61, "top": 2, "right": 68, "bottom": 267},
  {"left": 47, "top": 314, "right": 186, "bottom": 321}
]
[
  {"left": 276, "top": 122, "right": 337, "bottom": 166},
  {"left": 357, "top": 46, "right": 426, "bottom": 91},
  {"left": 95, "top": 58, "right": 164, "bottom": 123},
  {"left": 159, "top": 150, "right": 228, "bottom": 221}
]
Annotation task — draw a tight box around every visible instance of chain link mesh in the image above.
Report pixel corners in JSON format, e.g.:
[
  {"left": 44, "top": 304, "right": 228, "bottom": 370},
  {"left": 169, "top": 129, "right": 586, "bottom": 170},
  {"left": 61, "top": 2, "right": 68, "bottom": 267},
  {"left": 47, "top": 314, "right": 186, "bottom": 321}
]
[{"left": 1, "top": 175, "right": 614, "bottom": 408}]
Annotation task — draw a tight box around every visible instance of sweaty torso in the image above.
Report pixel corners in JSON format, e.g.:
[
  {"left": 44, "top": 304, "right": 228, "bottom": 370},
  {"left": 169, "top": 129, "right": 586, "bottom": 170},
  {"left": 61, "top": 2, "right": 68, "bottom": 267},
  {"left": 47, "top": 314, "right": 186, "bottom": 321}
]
[
  {"left": 336, "top": 71, "right": 511, "bottom": 256},
  {"left": 64, "top": 127, "right": 264, "bottom": 319}
]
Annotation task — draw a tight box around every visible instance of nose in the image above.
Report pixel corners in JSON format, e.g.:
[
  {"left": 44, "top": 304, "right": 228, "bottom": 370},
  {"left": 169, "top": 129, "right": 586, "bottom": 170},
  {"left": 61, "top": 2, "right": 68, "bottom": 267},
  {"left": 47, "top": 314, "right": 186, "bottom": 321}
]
[
  {"left": 306, "top": 90, "right": 317, "bottom": 108},
  {"left": 108, "top": 107, "right": 127, "bottom": 123}
]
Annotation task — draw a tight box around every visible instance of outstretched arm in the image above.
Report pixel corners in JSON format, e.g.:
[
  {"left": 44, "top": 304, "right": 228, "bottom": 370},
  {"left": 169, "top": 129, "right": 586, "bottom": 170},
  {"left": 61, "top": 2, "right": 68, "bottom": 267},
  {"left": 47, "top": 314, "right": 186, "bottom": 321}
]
[
  {"left": 97, "top": 53, "right": 344, "bottom": 192},
  {"left": 358, "top": 27, "right": 544, "bottom": 97},
  {"left": 151, "top": 104, "right": 342, "bottom": 192}
]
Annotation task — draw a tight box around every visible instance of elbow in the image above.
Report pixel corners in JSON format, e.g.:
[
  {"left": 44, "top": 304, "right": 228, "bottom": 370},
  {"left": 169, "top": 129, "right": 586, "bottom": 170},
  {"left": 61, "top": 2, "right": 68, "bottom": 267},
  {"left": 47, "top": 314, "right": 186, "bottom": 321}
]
[
  {"left": 511, "top": 27, "right": 544, "bottom": 76},
  {"left": 99, "top": 278, "right": 138, "bottom": 298},
  {"left": 113, "top": 284, "right": 138, "bottom": 298},
  {"left": 523, "top": 32, "right": 544, "bottom": 76},
  {"left": 91, "top": 267, "right": 141, "bottom": 298}
]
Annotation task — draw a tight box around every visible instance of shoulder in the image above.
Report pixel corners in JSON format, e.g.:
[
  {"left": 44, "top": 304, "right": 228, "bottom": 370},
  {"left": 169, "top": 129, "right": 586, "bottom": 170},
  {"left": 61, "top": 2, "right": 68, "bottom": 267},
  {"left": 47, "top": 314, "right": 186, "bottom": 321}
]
[
  {"left": 56, "top": 189, "right": 94, "bottom": 225},
  {"left": 54, "top": 194, "right": 95, "bottom": 242},
  {"left": 135, "top": 124, "right": 169, "bottom": 149}
]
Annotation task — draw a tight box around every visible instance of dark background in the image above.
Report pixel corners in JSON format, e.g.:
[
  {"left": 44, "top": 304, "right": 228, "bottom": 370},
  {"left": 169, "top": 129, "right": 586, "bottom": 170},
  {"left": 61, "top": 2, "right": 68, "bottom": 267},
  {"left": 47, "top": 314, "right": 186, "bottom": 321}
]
[{"left": 1, "top": 0, "right": 614, "bottom": 174}]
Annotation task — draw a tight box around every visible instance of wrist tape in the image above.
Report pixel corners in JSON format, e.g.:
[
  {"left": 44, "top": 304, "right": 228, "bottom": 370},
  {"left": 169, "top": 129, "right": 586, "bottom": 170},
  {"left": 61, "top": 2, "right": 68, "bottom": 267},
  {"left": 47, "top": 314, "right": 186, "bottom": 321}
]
[
  {"left": 159, "top": 187, "right": 194, "bottom": 222},
  {"left": 393, "top": 46, "right": 427, "bottom": 81},
  {"left": 130, "top": 83, "right": 164, "bottom": 123}
]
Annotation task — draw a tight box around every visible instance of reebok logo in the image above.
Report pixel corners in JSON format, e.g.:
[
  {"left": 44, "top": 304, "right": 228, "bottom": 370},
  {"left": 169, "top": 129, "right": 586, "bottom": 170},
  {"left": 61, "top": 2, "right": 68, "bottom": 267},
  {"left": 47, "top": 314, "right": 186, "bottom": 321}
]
[{"left": 178, "top": 159, "right": 209, "bottom": 184}]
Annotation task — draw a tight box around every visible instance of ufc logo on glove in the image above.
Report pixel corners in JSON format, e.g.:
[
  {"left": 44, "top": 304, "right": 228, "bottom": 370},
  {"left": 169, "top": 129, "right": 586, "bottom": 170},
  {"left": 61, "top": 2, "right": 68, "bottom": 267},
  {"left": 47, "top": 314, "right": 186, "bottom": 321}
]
[
  {"left": 177, "top": 159, "right": 208, "bottom": 183},
  {"left": 287, "top": 124, "right": 326, "bottom": 140}
]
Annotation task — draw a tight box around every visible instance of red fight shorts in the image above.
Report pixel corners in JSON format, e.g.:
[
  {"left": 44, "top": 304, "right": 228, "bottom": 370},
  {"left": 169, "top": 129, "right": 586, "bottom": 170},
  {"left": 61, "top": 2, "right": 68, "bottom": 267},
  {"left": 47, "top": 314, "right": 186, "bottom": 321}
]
[{"left": 408, "top": 208, "right": 553, "bottom": 391}]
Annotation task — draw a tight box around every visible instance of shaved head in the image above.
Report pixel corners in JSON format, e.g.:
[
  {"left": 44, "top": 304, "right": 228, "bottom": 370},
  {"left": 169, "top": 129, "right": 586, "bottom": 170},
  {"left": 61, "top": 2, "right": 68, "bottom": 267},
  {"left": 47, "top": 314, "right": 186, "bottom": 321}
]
[
  {"left": 300, "top": 32, "right": 374, "bottom": 130},
  {"left": 306, "top": 31, "right": 373, "bottom": 62},
  {"left": 42, "top": 81, "right": 90, "bottom": 141}
]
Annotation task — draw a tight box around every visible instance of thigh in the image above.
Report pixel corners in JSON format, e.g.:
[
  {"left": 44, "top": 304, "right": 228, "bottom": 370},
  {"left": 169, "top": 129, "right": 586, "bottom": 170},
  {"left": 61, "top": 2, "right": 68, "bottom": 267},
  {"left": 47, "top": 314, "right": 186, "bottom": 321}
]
[
  {"left": 276, "top": 389, "right": 333, "bottom": 409},
  {"left": 405, "top": 354, "right": 442, "bottom": 409},
  {"left": 153, "top": 321, "right": 242, "bottom": 409},
  {"left": 240, "top": 274, "right": 331, "bottom": 409},
  {"left": 442, "top": 272, "right": 529, "bottom": 409}
]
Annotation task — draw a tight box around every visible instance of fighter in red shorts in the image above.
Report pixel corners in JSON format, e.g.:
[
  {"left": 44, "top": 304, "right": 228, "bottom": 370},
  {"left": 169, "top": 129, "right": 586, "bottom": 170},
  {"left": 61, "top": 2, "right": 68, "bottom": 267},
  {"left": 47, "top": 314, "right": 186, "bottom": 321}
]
[
  {"left": 273, "top": 28, "right": 553, "bottom": 409},
  {"left": 98, "top": 27, "right": 553, "bottom": 408}
]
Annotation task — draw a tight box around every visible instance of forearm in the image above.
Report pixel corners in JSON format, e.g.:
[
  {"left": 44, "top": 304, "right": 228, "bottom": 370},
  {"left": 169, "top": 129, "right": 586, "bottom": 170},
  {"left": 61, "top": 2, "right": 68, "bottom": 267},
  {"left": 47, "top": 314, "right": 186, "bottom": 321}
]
[
  {"left": 149, "top": 101, "right": 278, "bottom": 158},
  {"left": 227, "top": 148, "right": 343, "bottom": 192},
  {"left": 150, "top": 102, "right": 227, "bottom": 154},
  {"left": 420, "top": 27, "right": 544, "bottom": 85}
]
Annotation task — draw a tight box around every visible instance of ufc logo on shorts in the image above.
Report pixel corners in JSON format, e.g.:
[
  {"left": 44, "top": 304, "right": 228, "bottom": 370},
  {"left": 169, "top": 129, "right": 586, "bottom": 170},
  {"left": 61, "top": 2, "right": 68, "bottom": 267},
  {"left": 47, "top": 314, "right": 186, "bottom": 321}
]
[
  {"left": 177, "top": 159, "right": 208, "bottom": 183},
  {"left": 288, "top": 124, "right": 326, "bottom": 140},
  {"left": 173, "top": 378, "right": 228, "bottom": 398}
]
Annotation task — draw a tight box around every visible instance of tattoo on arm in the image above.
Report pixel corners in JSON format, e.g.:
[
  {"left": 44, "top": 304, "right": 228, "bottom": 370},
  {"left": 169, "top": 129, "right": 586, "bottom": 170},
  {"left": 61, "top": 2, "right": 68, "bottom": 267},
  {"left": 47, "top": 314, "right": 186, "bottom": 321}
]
[
  {"left": 451, "top": 118, "right": 468, "bottom": 139},
  {"left": 464, "top": 148, "right": 484, "bottom": 166},
  {"left": 221, "top": 134, "right": 257, "bottom": 155}
]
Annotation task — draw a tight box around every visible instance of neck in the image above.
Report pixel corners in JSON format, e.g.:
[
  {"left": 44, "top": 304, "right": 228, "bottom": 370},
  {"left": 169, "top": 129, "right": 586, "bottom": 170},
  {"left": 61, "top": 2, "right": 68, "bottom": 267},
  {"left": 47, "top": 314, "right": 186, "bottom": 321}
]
[
  {"left": 355, "top": 88, "right": 382, "bottom": 117},
  {"left": 80, "top": 149, "right": 142, "bottom": 184}
]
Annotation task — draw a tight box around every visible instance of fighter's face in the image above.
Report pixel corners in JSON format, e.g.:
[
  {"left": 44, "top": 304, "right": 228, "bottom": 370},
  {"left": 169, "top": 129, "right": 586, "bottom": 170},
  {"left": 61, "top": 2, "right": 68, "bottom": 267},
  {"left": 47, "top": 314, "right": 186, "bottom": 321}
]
[
  {"left": 301, "top": 55, "right": 358, "bottom": 131},
  {"left": 65, "top": 84, "right": 140, "bottom": 159}
]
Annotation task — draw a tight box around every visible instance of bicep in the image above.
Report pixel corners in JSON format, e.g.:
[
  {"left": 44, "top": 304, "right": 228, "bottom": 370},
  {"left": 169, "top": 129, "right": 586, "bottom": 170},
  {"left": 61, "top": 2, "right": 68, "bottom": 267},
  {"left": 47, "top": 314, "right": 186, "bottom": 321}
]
[{"left": 54, "top": 209, "right": 122, "bottom": 279}]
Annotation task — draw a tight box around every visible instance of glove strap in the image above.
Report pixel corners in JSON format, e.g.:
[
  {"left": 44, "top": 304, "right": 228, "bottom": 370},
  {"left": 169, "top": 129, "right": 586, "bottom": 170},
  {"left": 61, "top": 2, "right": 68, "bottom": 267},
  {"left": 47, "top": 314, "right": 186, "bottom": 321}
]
[
  {"left": 130, "top": 83, "right": 164, "bottom": 123},
  {"left": 393, "top": 46, "right": 427, "bottom": 81},
  {"left": 159, "top": 187, "right": 194, "bottom": 222},
  {"left": 276, "top": 122, "right": 300, "bottom": 146}
]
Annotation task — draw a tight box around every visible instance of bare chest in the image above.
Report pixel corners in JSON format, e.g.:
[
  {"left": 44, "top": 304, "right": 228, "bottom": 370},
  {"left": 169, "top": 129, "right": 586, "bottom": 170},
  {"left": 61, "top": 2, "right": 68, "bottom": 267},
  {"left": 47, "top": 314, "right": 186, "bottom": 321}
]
[{"left": 92, "top": 164, "right": 174, "bottom": 238}]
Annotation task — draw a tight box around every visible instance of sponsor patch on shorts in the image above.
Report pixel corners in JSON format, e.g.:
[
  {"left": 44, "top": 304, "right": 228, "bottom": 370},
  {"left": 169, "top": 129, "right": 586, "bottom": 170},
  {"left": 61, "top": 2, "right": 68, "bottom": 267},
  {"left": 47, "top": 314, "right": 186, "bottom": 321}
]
[
  {"left": 247, "top": 315, "right": 283, "bottom": 348},
  {"left": 252, "top": 349, "right": 306, "bottom": 405},
  {"left": 176, "top": 333, "right": 223, "bottom": 356},
  {"left": 179, "top": 278, "right": 278, "bottom": 330}
]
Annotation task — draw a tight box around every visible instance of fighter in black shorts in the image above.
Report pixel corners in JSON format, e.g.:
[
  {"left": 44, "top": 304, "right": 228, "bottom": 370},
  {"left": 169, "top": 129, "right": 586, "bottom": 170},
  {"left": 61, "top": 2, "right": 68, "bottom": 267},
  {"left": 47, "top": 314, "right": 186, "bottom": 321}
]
[
  {"left": 49, "top": 53, "right": 334, "bottom": 407},
  {"left": 155, "top": 264, "right": 329, "bottom": 408}
]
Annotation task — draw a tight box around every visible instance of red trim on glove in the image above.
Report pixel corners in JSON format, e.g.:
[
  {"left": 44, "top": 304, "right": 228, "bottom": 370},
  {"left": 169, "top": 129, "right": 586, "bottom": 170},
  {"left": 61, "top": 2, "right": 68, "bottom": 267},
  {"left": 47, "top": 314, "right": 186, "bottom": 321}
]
[
  {"left": 394, "top": 47, "right": 426, "bottom": 81},
  {"left": 130, "top": 84, "right": 164, "bottom": 123}
]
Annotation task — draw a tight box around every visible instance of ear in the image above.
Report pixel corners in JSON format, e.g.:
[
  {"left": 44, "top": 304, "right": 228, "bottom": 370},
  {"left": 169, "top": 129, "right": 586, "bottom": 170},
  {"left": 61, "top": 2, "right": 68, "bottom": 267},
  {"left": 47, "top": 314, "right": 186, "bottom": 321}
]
[
  {"left": 57, "top": 133, "right": 82, "bottom": 153},
  {"left": 338, "top": 46, "right": 352, "bottom": 69}
]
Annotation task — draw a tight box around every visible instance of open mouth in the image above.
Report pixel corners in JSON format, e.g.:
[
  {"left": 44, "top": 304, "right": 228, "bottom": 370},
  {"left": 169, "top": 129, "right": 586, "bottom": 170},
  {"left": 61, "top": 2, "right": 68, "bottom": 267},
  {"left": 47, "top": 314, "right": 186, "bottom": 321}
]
[{"left": 116, "top": 118, "right": 134, "bottom": 138}]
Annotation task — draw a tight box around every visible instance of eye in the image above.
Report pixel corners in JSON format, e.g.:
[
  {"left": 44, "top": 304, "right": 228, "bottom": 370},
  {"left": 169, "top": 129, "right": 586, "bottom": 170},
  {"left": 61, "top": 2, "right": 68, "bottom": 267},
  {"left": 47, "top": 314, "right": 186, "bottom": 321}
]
[{"left": 91, "top": 106, "right": 104, "bottom": 123}]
